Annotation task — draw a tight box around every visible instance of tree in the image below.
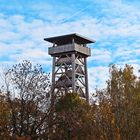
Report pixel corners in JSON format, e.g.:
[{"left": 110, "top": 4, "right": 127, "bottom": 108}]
[
  {"left": 94, "top": 65, "right": 140, "bottom": 140},
  {"left": 0, "top": 92, "right": 11, "bottom": 139},
  {"left": 0, "top": 61, "right": 139, "bottom": 139},
  {"left": 1, "top": 60, "right": 52, "bottom": 139},
  {"left": 50, "top": 93, "right": 97, "bottom": 140}
]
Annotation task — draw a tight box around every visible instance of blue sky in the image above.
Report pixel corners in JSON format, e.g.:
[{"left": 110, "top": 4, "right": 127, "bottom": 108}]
[{"left": 0, "top": 0, "right": 140, "bottom": 92}]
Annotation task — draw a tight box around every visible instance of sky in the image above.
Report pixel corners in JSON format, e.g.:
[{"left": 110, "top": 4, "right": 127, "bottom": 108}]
[{"left": 0, "top": 0, "right": 140, "bottom": 93}]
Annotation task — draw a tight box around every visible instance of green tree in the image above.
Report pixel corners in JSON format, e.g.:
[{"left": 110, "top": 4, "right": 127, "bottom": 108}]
[{"left": 50, "top": 93, "right": 96, "bottom": 140}]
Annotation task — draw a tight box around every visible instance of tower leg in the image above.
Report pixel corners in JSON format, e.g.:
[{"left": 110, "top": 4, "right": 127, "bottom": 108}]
[
  {"left": 51, "top": 57, "right": 56, "bottom": 98},
  {"left": 72, "top": 54, "right": 76, "bottom": 93},
  {"left": 84, "top": 58, "right": 89, "bottom": 102}
]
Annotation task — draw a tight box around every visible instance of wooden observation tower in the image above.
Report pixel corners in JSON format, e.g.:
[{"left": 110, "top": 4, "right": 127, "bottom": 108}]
[{"left": 44, "top": 33, "right": 95, "bottom": 102}]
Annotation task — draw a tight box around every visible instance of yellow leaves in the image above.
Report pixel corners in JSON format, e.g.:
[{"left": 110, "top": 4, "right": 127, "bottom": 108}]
[
  {"left": 0, "top": 97, "right": 9, "bottom": 126},
  {"left": 0, "top": 94, "right": 11, "bottom": 139},
  {"left": 0, "top": 63, "right": 139, "bottom": 139},
  {"left": 111, "top": 117, "right": 115, "bottom": 125},
  {"left": 96, "top": 64, "right": 140, "bottom": 140}
]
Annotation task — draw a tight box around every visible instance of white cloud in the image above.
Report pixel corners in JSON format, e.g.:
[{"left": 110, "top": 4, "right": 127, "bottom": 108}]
[
  {"left": 0, "top": 0, "right": 140, "bottom": 92},
  {"left": 89, "top": 49, "right": 112, "bottom": 63},
  {"left": 88, "top": 66, "right": 109, "bottom": 92}
]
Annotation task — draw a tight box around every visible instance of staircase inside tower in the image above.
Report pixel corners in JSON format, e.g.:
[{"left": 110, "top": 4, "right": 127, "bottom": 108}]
[{"left": 54, "top": 54, "right": 86, "bottom": 97}]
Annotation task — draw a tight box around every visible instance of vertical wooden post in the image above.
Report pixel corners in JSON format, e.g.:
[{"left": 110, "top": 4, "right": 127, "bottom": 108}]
[
  {"left": 51, "top": 57, "right": 56, "bottom": 97},
  {"left": 72, "top": 53, "right": 76, "bottom": 93},
  {"left": 72, "top": 38, "right": 75, "bottom": 93},
  {"left": 84, "top": 57, "right": 89, "bottom": 102}
]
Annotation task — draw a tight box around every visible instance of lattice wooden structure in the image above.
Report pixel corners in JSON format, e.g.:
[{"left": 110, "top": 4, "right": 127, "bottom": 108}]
[{"left": 44, "top": 33, "right": 95, "bottom": 102}]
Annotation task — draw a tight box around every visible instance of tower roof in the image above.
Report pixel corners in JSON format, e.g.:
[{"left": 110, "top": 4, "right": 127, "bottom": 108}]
[{"left": 44, "top": 33, "right": 95, "bottom": 45}]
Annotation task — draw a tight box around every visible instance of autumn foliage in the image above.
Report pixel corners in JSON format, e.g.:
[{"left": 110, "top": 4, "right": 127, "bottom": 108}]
[{"left": 0, "top": 61, "right": 139, "bottom": 140}]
